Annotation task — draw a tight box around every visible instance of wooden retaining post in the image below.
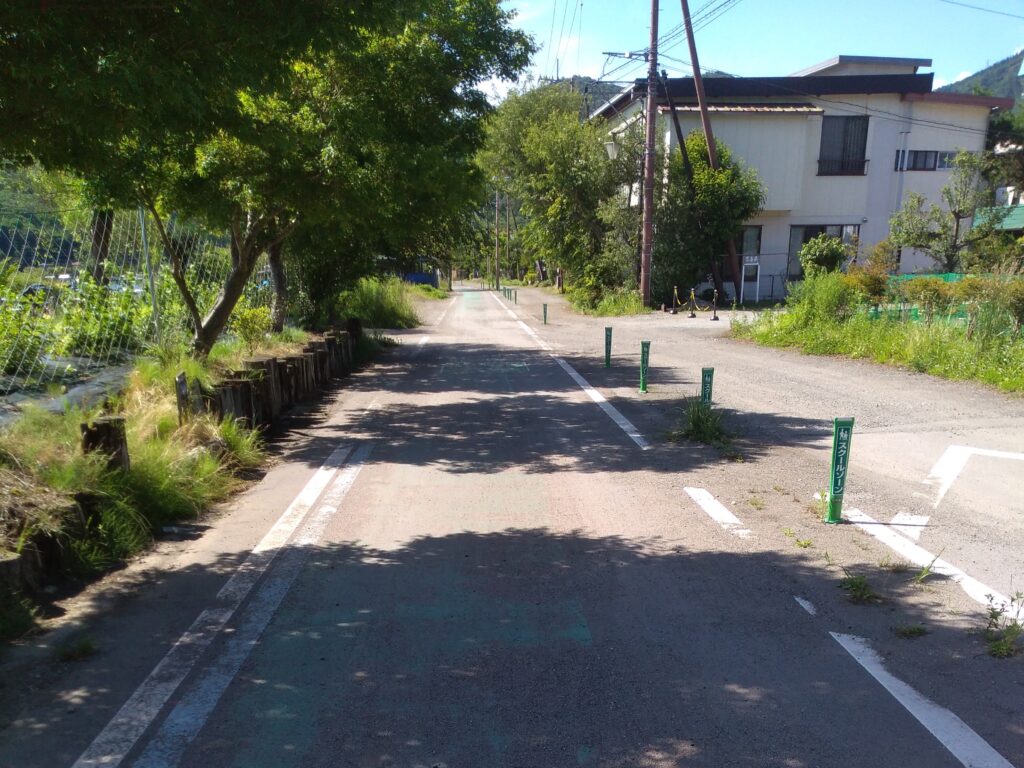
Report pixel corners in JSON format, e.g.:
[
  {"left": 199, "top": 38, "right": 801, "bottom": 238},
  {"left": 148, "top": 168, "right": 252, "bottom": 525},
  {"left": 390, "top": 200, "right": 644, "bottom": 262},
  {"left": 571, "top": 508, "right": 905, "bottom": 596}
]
[
  {"left": 81, "top": 416, "right": 130, "bottom": 471},
  {"left": 174, "top": 372, "right": 191, "bottom": 425}
]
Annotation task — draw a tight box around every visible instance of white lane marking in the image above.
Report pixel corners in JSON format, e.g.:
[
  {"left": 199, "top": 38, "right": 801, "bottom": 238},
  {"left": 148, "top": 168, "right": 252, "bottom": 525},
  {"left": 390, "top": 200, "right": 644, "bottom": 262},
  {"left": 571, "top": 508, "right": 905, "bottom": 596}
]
[
  {"left": 435, "top": 296, "right": 457, "bottom": 326},
  {"left": 551, "top": 356, "right": 649, "bottom": 450},
  {"left": 133, "top": 445, "right": 372, "bottom": 768},
  {"left": 924, "top": 445, "right": 1024, "bottom": 509},
  {"left": 793, "top": 596, "right": 817, "bottom": 616},
  {"left": 71, "top": 443, "right": 354, "bottom": 768},
  {"left": 489, "top": 291, "right": 649, "bottom": 451},
  {"left": 831, "top": 633, "right": 1014, "bottom": 768},
  {"left": 846, "top": 508, "right": 1014, "bottom": 614},
  {"left": 684, "top": 487, "right": 753, "bottom": 538},
  {"left": 410, "top": 336, "right": 430, "bottom": 358},
  {"left": 890, "top": 512, "right": 929, "bottom": 541}
]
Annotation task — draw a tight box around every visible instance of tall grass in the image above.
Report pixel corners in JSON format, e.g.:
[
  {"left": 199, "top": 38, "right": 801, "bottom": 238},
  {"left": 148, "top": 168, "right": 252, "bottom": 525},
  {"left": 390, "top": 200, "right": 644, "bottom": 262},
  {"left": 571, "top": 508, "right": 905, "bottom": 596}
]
[
  {"left": 338, "top": 277, "right": 418, "bottom": 329},
  {"left": 734, "top": 273, "right": 1024, "bottom": 392},
  {"left": 591, "top": 289, "right": 650, "bottom": 317},
  {"left": 405, "top": 282, "right": 448, "bottom": 300}
]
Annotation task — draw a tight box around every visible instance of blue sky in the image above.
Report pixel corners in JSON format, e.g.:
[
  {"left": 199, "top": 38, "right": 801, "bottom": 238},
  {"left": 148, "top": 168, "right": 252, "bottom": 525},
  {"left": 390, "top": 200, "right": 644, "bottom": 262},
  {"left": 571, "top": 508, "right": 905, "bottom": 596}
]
[{"left": 490, "top": 0, "right": 1024, "bottom": 97}]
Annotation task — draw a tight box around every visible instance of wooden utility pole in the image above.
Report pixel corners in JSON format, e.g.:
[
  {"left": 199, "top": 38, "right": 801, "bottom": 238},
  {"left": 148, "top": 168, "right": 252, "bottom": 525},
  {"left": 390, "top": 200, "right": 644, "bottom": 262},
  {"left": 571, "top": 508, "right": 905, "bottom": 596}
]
[
  {"left": 640, "top": 0, "right": 658, "bottom": 307},
  {"left": 680, "top": 0, "right": 741, "bottom": 298},
  {"left": 494, "top": 188, "right": 501, "bottom": 291}
]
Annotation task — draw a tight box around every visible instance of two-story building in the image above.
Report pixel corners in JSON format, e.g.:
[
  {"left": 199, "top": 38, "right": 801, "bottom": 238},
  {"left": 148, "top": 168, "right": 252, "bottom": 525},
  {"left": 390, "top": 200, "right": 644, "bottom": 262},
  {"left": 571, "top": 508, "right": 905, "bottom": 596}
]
[{"left": 591, "top": 55, "right": 1013, "bottom": 300}]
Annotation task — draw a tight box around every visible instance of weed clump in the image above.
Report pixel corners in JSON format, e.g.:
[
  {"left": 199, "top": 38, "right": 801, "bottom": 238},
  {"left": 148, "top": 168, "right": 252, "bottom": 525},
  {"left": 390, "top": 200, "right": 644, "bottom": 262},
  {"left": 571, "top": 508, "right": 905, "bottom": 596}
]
[
  {"left": 839, "top": 570, "right": 881, "bottom": 604},
  {"left": 984, "top": 592, "right": 1023, "bottom": 658},
  {"left": 670, "top": 398, "right": 729, "bottom": 448}
]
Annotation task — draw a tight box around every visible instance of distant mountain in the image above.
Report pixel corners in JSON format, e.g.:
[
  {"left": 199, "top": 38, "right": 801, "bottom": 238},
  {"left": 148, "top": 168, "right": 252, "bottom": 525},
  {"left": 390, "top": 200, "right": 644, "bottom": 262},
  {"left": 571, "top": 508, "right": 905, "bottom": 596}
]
[{"left": 938, "top": 51, "right": 1023, "bottom": 100}]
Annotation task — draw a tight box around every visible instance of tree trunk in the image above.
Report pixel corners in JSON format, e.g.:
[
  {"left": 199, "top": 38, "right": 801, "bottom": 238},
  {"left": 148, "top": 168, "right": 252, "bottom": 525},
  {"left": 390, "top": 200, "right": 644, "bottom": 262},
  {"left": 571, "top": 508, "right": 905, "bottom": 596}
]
[
  {"left": 191, "top": 233, "right": 259, "bottom": 357},
  {"left": 268, "top": 241, "right": 287, "bottom": 334},
  {"left": 709, "top": 259, "right": 726, "bottom": 299},
  {"left": 89, "top": 209, "right": 114, "bottom": 285}
]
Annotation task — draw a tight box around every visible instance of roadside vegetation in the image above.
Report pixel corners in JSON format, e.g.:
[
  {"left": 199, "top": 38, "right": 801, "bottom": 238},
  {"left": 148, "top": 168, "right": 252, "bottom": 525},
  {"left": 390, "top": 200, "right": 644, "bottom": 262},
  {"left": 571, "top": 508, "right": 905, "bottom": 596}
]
[{"left": 734, "top": 271, "right": 1024, "bottom": 392}]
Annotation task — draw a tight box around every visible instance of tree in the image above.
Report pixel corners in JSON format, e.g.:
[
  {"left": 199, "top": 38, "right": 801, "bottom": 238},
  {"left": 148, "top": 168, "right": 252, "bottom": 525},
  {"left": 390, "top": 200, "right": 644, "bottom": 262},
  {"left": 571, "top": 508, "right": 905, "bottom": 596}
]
[
  {"left": 653, "top": 131, "right": 763, "bottom": 302},
  {"left": 799, "top": 233, "right": 847, "bottom": 276},
  {"left": 479, "top": 85, "right": 614, "bottom": 286},
  {"left": 1, "top": 0, "right": 531, "bottom": 353},
  {"left": 889, "top": 151, "right": 1007, "bottom": 272}
]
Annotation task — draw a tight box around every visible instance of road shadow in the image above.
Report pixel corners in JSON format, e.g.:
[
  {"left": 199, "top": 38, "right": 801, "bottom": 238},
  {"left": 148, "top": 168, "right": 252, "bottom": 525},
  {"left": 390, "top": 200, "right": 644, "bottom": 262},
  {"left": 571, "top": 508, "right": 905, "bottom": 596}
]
[
  {"left": 272, "top": 341, "right": 828, "bottom": 475},
  {"left": 1, "top": 527, "right": 1019, "bottom": 767}
]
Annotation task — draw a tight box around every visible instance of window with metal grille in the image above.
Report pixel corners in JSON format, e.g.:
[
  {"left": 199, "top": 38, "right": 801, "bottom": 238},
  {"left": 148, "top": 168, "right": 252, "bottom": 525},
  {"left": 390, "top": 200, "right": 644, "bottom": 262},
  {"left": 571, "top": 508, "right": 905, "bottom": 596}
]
[{"left": 818, "top": 116, "right": 869, "bottom": 175}]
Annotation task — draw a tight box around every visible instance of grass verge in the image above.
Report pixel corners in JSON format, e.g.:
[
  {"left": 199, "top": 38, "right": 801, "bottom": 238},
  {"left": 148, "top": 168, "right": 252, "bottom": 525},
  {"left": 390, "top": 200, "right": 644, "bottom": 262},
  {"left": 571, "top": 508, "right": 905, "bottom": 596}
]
[
  {"left": 733, "top": 273, "right": 1024, "bottom": 393},
  {"left": 0, "top": 329, "right": 314, "bottom": 640}
]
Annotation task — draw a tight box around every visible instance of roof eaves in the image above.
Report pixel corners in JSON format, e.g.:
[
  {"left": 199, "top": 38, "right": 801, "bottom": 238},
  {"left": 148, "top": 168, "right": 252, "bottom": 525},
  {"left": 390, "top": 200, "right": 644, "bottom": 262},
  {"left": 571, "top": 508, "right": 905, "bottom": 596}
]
[{"left": 790, "top": 55, "right": 933, "bottom": 77}]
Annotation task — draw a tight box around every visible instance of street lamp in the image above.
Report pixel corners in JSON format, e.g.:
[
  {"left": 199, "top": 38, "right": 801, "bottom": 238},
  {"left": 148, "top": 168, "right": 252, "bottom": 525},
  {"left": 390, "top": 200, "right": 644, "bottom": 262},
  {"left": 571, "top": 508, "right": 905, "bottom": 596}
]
[{"left": 604, "top": 138, "right": 619, "bottom": 160}]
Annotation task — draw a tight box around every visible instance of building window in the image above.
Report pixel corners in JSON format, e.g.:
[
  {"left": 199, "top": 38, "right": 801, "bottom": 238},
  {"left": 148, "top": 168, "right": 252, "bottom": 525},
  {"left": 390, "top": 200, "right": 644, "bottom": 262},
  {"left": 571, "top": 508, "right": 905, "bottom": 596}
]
[
  {"left": 894, "top": 150, "right": 938, "bottom": 171},
  {"left": 937, "top": 151, "right": 958, "bottom": 170},
  {"left": 818, "top": 115, "right": 869, "bottom": 176},
  {"left": 787, "top": 224, "right": 859, "bottom": 278},
  {"left": 735, "top": 225, "right": 762, "bottom": 256}
]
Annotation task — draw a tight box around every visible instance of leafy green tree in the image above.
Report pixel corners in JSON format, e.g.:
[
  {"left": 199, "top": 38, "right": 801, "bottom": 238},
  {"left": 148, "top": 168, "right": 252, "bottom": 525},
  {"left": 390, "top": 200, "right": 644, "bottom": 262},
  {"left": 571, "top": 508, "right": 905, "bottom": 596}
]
[
  {"left": 653, "top": 131, "right": 764, "bottom": 302},
  {"left": 479, "top": 85, "right": 614, "bottom": 286},
  {"left": 799, "top": 234, "right": 848, "bottom": 276},
  {"left": 889, "top": 151, "right": 1007, "bottom": 272}
]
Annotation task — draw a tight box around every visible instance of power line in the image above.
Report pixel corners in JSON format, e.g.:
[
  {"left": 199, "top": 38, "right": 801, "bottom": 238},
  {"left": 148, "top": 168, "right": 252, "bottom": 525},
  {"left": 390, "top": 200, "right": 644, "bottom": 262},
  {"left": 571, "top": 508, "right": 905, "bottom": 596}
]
[
  {"left": 936, "top": 0, "right": 1024, "bottom": 20},
  {"left": 543, "top": 0, "right": 560, "bottom": 80}
]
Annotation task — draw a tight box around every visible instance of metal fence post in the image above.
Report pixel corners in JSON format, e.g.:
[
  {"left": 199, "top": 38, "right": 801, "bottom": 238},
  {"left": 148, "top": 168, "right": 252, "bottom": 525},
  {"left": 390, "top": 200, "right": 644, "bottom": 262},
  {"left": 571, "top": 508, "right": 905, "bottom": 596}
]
[{"left": 138, "top": 207, "right": 160, "bottom": 341}]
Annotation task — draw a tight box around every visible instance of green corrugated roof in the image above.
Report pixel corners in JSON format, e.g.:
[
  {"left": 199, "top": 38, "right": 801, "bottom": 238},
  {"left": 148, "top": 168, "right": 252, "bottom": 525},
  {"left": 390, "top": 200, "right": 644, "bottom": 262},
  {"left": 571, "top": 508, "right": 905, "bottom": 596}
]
[{"left": 974, "top": 205, "right": 1024, "bottom": 230}]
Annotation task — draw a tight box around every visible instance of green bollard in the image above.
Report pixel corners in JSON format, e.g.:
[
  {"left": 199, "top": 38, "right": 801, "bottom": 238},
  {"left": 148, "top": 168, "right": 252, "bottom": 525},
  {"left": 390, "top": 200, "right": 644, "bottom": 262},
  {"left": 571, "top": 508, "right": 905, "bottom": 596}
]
[
  {"left": 604, "top": 327, "right": 612, "bottom": 368},
  {"left": 639, "top": 340, "right": 651, "bottom": 393},
  {"left": 514, "top": 289, "right": 517, "bottom": 304},
  {"left": 543, "top": 303, "right": 548, "bottom": 324},
  {"left": 700, "top": 367, "right": 714, "bottom": 404},
  {"left": 824, "top": 417, "right": 855, "bottom": 524}
]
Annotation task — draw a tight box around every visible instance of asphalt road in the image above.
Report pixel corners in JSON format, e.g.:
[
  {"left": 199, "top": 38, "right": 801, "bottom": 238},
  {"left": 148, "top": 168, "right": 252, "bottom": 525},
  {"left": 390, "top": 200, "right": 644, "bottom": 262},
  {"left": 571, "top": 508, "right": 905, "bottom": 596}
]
[{"left": 0, "top": 285, "right": 1021, "bottom": 768}]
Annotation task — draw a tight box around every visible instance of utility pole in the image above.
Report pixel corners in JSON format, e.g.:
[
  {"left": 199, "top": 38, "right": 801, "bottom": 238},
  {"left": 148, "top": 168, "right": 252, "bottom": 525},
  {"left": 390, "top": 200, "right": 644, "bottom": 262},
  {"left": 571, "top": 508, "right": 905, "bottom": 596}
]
[
  {"left": 494, "top": 188, "right": 501, "bottom": 291},
  {"left": 680, "top": 0, "right": 741, "bottom": 298},
  {"left": 505, "top": 194, "right": 511, "bottom": 280},
  {"left": 639, "top": 0, "right": 658, "bottom": 307}
]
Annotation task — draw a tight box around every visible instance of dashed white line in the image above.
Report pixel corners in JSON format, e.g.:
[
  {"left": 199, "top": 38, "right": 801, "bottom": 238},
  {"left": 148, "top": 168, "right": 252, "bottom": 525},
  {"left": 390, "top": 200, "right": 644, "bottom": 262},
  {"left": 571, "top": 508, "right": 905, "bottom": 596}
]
[
  {"left": 490, "top": 291, "right": 649, "bottom": 450},
  {"left": 684, "top": 487, "right": 753, "bottom": 538},
  {"left": 793, "top": 596, "right": 817, "bottom": 616},
  {"left": 846, "top": 508, "right": 1013, "bottom": 613},
  {"left": 72, "top": 443, "right": 355, "bottom": 768},
  {"left": 831, "top": 633, "right": 1014, "bottom": 768},
  {"left": 133, "top": 445, "right": 373, "bottom": 768},
  {"left": 435, "top": 296, "right": 457, "bottom": 326}
]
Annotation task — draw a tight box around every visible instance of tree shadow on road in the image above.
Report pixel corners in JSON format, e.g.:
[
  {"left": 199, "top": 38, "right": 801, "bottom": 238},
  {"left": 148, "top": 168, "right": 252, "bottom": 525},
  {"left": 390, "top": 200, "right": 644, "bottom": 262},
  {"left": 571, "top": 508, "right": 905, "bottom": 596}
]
[
  {"left": 270, "top": 341, "right": 830, "bottom": 475},
  {"left": 2, "top": 526, "right": 1018, "bottom": 768}
]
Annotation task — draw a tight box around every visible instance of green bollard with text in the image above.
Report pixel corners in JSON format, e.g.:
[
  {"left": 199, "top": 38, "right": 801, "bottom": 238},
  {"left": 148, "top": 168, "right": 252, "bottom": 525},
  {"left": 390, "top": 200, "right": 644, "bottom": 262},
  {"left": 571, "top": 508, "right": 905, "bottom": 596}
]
[
  {"left": 700, "top": 367, "right": 714, "bottom": 404},
  {"left": 604, "top": 327, "right": 612, "bottom": 368},
  {"left": 639, "top": 340, "right": 651, "bottom": 393},
  {"left": 825, "top": 417, "right": 855, "bottom": 524}
]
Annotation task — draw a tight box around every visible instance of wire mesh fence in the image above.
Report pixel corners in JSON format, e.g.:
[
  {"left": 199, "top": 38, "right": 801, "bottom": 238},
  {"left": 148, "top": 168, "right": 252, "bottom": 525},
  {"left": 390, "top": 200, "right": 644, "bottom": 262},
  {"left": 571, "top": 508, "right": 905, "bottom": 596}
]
[{"left": 0, "top": 206, "right": 271, "bottom": 397}]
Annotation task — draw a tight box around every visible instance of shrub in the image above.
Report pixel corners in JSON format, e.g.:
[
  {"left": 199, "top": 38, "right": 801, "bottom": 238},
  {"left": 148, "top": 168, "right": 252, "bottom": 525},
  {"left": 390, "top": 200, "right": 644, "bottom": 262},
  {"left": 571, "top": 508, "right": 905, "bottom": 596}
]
[
  {"left": 58, "top": 275, "right": 150, "bottom": 358},
  {"left": 785, "top": 272, "right": 861, "bottom": 327},
  {"left": 232, "top": 306, "right": 272, "bottom": 355},
  {"left": 0, "top": 293, "right": 51, "bottom": 377},
  {"left": 898, "top": 276, "right": 953, "bottom": 322},
  {"left": 798, "top": 234, "right": 847, "bottom": 277},
  {"left": 338, "top": 277, "right": 418, "bottom": 329},
  {"left": 1000, "top": 278, "right": 1024, "bottom": 337}
]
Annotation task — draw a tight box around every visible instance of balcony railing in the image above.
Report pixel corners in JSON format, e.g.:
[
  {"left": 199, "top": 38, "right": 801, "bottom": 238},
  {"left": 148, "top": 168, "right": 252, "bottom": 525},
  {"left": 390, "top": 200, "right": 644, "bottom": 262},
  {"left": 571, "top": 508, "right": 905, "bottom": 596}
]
[{"left": 817, "top": 158, "right": 869, "bottom": 176}]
